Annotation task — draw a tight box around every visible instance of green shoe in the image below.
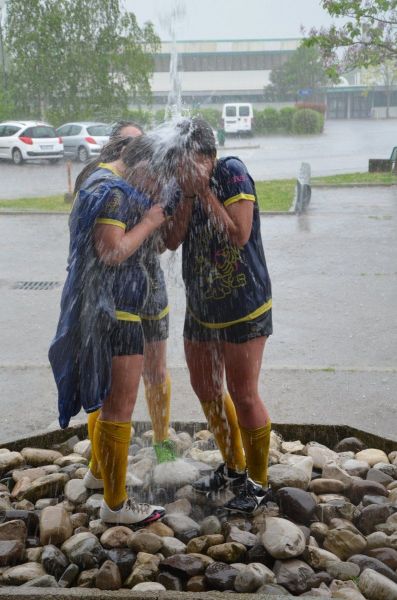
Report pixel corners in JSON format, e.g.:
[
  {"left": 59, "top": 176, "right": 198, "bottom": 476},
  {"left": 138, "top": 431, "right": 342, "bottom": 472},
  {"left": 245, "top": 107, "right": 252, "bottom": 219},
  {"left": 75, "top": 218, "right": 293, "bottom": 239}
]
[{"left": 153, "top": 439, "right": 177, "bottom": 463}]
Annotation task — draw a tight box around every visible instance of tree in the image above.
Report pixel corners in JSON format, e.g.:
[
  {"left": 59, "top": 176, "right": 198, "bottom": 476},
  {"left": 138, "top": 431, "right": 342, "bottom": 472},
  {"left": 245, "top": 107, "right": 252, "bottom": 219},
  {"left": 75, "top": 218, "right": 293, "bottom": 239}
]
[
  {"left": 362, "top": 60, "right": 397, "bottom": 118},
  {"left": 305, "top": 1, "right": 397, "bottom": 76},
  {"left": 5, "top": 0, "right": 160, "bottom": 123},
  {"left": 264, "top": 45, "right": 333, "bottom": 102}
]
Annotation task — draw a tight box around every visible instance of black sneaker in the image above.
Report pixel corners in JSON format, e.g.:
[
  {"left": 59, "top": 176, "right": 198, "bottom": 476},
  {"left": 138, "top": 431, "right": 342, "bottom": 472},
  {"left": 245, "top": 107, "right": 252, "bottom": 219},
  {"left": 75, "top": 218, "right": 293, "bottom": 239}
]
[
  {"left": 224, "top": 478, "right": 274, "bottom": 514},
  {"left": 192, "top": 463, "right": 247, "bottom": 495}
]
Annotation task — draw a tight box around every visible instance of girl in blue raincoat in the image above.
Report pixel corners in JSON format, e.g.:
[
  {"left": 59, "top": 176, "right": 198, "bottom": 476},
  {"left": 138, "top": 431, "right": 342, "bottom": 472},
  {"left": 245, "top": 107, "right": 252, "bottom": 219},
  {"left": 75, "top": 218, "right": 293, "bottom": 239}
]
[{"left": 49, "top": 135, "right": 168, "bottom": 527}]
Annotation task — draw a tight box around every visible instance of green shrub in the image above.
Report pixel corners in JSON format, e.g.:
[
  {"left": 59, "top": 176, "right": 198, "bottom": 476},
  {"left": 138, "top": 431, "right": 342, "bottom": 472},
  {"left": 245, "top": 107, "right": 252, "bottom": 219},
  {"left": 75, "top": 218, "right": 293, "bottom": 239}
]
[
  {"left": 253, "top": 109, "right": 266, "bottom": 134},
  {"left": 292, "top": 108, "right": 323, "bottom": 134},
  {"left": 191, "top": 107, "right": 221, "bottom": 129},
  {"left": 262, "top": 107, "right": 279, "bottom": 133},
  {"left": 124, "top": 108, "right": 154, "bottom": 128},
  {"left": 278, "top": 107, "right": 297, "bottom": 132}
]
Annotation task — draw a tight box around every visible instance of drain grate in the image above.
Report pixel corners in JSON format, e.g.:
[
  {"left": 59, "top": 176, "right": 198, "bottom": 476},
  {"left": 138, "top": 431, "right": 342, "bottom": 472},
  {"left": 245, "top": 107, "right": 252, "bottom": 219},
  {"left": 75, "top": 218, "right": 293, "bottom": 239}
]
[{"left": 13, "top": 281, "right": 62, "bottom": 291}]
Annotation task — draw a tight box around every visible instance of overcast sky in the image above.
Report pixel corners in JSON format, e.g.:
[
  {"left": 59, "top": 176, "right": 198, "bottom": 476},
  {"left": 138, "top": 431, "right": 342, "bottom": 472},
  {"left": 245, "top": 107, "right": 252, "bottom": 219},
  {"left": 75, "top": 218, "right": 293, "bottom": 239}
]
[{"left": 126, "top": 0, "right": 337, "bottom": 41}]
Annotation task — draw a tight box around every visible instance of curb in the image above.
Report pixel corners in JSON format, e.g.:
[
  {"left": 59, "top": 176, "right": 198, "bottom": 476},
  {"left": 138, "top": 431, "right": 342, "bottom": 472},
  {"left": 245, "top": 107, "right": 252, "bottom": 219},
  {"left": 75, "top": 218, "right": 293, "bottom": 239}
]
[
  {"left": 311, "top": 182, "right": 397, "bottom": 189},
  {"left": 0, "top": 589, "right": 317, "bottom": 599},
  {"left": 1, "top": 420, "right": 396, "bottom": 454}
]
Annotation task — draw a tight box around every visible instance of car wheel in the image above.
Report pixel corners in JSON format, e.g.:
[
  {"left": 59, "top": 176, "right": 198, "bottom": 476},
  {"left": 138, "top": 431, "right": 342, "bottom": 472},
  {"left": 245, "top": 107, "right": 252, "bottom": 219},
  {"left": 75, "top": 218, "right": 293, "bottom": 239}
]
[
  {"left": 12, "top": 148, "right": 24, "bottom": 165},
  {"left": 78, "top": 146, "right": 89, "bottom": 163}
]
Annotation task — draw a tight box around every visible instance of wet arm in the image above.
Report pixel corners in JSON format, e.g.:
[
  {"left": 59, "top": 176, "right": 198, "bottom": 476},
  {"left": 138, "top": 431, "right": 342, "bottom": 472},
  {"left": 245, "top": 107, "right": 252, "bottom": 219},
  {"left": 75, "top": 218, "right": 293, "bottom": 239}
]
[
  {"left": 200, "top": 188, "right": 254, "bottom": 247},
  {"left": 163, "top": 196, "right": 194, "bottom": 250},
  {"left": 94, "top": 208, "right": 164, "bottom": 266}
]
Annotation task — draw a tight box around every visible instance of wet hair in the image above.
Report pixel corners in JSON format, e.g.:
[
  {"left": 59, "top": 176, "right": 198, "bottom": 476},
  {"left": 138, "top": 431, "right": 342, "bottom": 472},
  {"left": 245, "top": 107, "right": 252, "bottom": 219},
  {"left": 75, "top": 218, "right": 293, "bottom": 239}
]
[
  {"left": 73, "top": 122, "right": 144, "bottom": 194},
  {"left": 177, "top": 116, "right": 217, "bottom": 159},
  {"left": 110, "top": 120, "right": 143, "bottom": 139}
]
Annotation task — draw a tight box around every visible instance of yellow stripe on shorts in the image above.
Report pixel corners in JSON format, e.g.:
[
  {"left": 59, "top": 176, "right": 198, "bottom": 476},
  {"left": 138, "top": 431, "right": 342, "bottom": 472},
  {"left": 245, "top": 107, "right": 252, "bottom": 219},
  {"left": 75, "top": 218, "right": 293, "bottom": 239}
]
[
  {"left": 189, "top": 298, "right": 272, "bottom": 329},
  {"left": 115, "top": 310, "right": 141, "bottom": 322}
]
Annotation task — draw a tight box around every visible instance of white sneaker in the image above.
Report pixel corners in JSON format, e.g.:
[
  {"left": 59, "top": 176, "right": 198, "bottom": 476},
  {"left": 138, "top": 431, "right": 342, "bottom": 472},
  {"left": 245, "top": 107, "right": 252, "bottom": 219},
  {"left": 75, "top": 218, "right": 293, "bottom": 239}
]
[
  {"left": 83, "top": 469, "right": 104, "bottom": 490},
  {"left": 99, "top": 497, "right": 165, "bottom": 526}
]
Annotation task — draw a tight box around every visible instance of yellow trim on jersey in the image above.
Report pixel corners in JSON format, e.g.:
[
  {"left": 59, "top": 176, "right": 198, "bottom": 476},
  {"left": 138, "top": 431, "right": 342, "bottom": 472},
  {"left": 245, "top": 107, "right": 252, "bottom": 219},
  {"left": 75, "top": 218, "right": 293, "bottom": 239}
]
[
  {"left": 140, "top": 306, "right": 170, "bottom": 321},
  {"left": 189, "top": 298, "right": 272, "bottom": 329},
  {"left": 224, "top": 193, "right": 256, "bottom": 207},
  {"left": 95, "top": 218, "right": 126, "bottom": 230},
  {"left": 115, "top": 310, "right": 141, "bottom": 322},
  {"left": 98, "top": 162, "right": 122, "bottom": 177}
]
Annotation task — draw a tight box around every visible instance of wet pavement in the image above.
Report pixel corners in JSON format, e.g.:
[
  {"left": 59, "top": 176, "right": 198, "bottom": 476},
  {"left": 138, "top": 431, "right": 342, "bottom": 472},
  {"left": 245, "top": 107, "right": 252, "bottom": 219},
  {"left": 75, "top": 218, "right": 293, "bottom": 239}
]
[
  {"left": 0, "top": 186, "right": 396, "bottom": 443},
  {"left": 0, "top": 120, "right": 396, "bottom": 200}
]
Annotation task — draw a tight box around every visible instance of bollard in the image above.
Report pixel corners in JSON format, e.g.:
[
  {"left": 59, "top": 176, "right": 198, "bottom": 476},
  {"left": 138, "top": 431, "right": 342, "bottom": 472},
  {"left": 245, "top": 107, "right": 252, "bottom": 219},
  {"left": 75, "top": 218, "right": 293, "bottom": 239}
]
[
  {"left": 294, "top": 162, "right": 311, "bottom": 214},
  {"left": 64, "top": 160, "right": 74, "bottom": 204}
]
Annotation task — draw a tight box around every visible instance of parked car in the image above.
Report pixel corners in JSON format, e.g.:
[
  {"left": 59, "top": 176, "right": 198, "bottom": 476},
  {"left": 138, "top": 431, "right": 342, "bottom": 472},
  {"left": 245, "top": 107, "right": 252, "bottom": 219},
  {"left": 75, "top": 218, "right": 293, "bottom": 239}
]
[
  {"left": 0, "top": 121, "right": 64, "bottom": 165},
  {"left": 56, "top": 122, "right": 111, "bottom": 162}
]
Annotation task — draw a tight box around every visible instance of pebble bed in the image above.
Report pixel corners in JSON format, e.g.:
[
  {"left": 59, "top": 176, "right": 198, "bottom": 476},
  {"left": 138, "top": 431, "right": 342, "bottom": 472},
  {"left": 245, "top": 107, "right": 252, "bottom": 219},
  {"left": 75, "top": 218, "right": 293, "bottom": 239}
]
[{"left": 0, "top": 428, "right": 397, "bottom": 598}]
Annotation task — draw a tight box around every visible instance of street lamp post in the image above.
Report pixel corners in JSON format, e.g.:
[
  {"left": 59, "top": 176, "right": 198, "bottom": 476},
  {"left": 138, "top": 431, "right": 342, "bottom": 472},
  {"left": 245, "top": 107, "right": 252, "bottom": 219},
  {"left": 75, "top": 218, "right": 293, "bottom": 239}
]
[{"left": 0, "top": 0, "right": 7, "bottom": 91}]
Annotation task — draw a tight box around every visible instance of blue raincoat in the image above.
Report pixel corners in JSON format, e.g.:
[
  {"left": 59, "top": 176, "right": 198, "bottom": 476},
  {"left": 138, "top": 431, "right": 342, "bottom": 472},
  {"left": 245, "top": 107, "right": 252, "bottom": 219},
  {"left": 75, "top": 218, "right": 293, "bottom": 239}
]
[{"left": 49, "top": 169, "right": 151, "bottom": 429}]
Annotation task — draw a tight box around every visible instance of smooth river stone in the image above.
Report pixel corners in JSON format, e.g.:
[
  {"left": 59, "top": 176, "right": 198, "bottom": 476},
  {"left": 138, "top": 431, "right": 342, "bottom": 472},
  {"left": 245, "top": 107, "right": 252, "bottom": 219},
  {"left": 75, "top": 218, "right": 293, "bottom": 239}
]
[
  {"left": 305, "top": 442, "right": 339, "bottom": 469},
  {"left": 204, "top": 561, "right": 238, "bottom": 591},
  {"left": 0, "top": 519, "right": 27, "bottom": 544},
  {"left": 128, "top": 532, "right": 163, "bottom": 554},
  {"left": 323, "top": 528, "right": 367, "bottom": 560},
  {"left": 277, "top": 487, "right": 317, "bottom": 525},
  {"left": 160, "top": 553, "right": 208, "bottom": 578},
  {"left": 348, "top": 554, "right": 397, "bottom": 583},
  {"left": 207, "top": 542, "right": 246, "bottom": 563},
  {"left": 273, "top": 558, "right": 314, "bottom": 595},
  {"left": 356, "top": 449, "right": 389, "bottom": 467},
  {"left": 186, "top": 534, "right": 224, "bottom": 554},
  {"left": 348, "top": 480, "right": 388, "bottom": 505},
  {"left": 309, "top": 478, "right": 347, "bottom": 495},
  {"left": 61, "top": 532, "right": 106, "bottom": 569},
  {"left": 0, "top": 452, "right": 24, "bottom": 476},
  {"left": 162, "top": 514, "right": 200, "bottom": 543},
  {"left": 366, "top": 547, "right": 397, "bottom": 570},
  {"left": 100, "top": 526, "right": 134, "bottom": 549},
  {"left": 366, "top": 468, "right": 394, "bottom": 486},
  {"left": 267, "top": 463, "right": 311, "bottom": 491},
  {"left": 322, "top": 462, "right": 353, "bottom": 487},
  {"left": 95, "top": 559, "right": 122, "bottom": 590},
  {"left": 0, "top": 540, "right": 25, "bottom": 567},
  {"left": 21, "top": 448, "right": 63, "bottom": 467},
  {"left": 334, "top": 437, "right": 366, "bottom": 453},
  {"left": 304, "top": 545, "right": 341, "bottom": 570},
  {"left": 2, "top": 562, "right": 46, "bottom": 585},
  {"left": 356, "top": 504, "right": 392, "bottom": 536},
  {"left": 39, "top": 505, "right": 73, "bottom": 546},
  {"left": 342, "top": 459, "right": 370, "bottom": 478},
  {"left": 261, "top": 517, "right": 306, "bottom": 559},
  {"left": 359, "top": 567, "right": 397, "bottom": 600},
  {"left": 234, "top": 562, "right": 276, "bottom": 592}
]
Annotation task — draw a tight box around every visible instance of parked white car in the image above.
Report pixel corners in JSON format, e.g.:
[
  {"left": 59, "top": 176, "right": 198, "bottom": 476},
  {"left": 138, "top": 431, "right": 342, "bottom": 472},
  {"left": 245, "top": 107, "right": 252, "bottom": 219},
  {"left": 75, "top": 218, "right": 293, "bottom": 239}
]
[
  {"left": 0, "top": 121, "right": 64, "bottom": 165},
  {"left": 56, "top": 122, "right": 111, "bottom": 162}
]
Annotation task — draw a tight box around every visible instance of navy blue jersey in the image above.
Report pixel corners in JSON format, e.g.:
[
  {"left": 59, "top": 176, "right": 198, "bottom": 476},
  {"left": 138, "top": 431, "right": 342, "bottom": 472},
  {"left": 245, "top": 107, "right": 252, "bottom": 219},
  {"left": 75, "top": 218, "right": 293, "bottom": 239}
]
[
  {"left": 89, "top": 164, "right": 152, "bottom": 318},
  {"left": 182, "top": 156, "right": 272, "bottom": 327}
]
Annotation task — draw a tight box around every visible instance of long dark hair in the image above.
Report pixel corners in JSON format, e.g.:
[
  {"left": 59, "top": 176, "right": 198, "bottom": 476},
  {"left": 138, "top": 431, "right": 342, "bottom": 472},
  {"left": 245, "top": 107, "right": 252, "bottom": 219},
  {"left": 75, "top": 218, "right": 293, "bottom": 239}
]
[{"left": 73, "top": 121, "right": 144, "bottom": 194}]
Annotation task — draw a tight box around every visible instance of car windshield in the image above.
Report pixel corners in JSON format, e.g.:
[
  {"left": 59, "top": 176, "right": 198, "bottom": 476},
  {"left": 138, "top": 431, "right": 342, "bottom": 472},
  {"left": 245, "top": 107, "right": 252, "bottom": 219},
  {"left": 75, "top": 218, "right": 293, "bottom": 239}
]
[{"left": 86, "top": 125, "right": 111, "bottom": 136}]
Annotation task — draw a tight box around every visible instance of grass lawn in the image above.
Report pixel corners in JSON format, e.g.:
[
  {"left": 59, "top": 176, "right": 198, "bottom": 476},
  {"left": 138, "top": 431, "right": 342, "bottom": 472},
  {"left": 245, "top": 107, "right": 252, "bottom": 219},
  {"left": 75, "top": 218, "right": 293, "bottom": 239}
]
[
  {"left": 0, "top": 171, "right": 395, "bottom": 213},
  {"left": 312, "top": 171, "right": 397, "bottom": 185},
  {"left": 0, "top": 195, "right": 69, "bottom": 212}
]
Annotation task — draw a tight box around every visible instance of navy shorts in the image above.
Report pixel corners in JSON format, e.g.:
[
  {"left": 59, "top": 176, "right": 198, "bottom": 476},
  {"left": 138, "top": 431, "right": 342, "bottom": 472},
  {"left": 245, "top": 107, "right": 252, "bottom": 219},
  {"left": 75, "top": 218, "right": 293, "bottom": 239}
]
[
  {"left": 183, "top": 309, "right": 273, "bottom": 344},
  {"left": 110, "top": 320, "right": 144, "bottom": 356}
]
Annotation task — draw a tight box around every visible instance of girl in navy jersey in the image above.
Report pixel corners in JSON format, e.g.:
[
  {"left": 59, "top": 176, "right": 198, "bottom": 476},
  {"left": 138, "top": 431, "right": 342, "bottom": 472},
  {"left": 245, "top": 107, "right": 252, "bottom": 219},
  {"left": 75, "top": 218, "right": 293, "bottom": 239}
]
[{"left": 165, "top": 117, "right": 273, "bottom": 514}]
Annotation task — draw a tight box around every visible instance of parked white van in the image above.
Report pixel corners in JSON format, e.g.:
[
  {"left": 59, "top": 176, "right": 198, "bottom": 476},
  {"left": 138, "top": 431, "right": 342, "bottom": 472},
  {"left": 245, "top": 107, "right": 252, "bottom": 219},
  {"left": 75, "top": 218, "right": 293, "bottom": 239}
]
[{"left": 222, "top": 103, "right": 253, "bottom": 134}]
